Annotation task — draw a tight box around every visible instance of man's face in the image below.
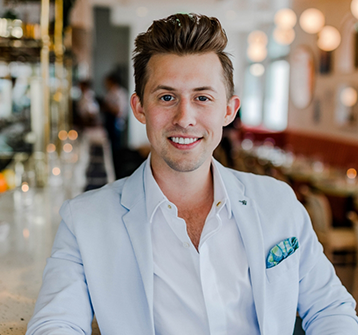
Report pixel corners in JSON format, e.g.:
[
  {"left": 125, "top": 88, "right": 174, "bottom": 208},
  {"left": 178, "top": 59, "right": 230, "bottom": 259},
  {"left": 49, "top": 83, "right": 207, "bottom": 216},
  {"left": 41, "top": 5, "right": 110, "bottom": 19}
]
[{"left": 131, "top": 52, "right": 240, "bottom": 175}]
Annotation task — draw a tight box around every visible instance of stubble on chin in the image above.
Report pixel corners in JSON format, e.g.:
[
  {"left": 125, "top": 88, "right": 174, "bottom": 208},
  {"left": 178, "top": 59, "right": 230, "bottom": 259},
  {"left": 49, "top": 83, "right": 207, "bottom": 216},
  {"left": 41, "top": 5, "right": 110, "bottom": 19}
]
[{"left": 161, "top": 149, "right": 208, "bottom": 173}]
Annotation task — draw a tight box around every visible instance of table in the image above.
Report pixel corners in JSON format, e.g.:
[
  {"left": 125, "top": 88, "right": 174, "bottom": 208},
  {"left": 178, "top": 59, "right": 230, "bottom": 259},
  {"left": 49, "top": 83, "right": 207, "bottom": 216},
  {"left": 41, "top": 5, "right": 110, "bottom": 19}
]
[
  {"left": 0, "top": 187, "right": 66, "bottom": 334},
  {"left": 236, "top": 143, "right": 358, "bottom": 226},
  {"left": 0, "top": 130, "right": 111, "bottom": 334}
]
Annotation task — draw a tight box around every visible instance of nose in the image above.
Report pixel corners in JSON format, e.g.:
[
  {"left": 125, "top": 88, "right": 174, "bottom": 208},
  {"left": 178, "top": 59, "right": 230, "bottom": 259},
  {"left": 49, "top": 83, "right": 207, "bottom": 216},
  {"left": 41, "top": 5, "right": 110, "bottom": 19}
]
[{"left": 173, "top": 99, "right": 196, "bottom": 128}]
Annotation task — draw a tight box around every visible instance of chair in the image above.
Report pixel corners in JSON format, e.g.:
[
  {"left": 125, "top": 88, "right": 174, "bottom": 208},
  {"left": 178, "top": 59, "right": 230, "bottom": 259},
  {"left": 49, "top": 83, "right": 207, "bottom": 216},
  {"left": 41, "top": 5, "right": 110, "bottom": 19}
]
[{"left": 301, "top": 187, "right": 356, "bottom": 263}]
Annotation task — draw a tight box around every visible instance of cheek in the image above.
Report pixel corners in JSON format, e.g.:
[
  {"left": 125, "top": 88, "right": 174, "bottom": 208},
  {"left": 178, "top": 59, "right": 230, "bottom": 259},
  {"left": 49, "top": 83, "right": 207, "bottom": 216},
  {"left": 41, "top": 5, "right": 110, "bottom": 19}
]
[
  {"left": 214, "top": 127, "right": 224, "bottom": 143},
  {"left": 147, "top": 110, "right": 171, "bottom": 129},
  {"left": 145, "top": 115, "right": 165, "bottom": 141},
  {"left": 207, "top": 117, "right": 224, "bottom": 136},
  {"left": 209, "top": 121, "right": 224, "bottom": 146}
]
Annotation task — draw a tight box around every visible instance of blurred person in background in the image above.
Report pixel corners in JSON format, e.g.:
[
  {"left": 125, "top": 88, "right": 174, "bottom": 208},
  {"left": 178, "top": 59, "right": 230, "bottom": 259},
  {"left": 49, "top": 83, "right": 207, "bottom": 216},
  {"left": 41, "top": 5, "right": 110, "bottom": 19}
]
[
  {"left": 77, "top": 80, "right": 101, "bottom": 128},
  {"left": 102, "top": 72, "right": 128, "bottom": 153}
]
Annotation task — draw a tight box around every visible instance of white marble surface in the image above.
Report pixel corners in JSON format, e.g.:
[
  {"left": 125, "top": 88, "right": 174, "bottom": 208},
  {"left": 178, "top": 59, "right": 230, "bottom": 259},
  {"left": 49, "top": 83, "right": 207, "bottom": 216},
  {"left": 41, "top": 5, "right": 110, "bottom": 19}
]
[
  {"left": 0, "top": 129, "right": 110, "bottom": 334},
  {"left": 0, "top": 187, "right": 65, "bottom": 334}
]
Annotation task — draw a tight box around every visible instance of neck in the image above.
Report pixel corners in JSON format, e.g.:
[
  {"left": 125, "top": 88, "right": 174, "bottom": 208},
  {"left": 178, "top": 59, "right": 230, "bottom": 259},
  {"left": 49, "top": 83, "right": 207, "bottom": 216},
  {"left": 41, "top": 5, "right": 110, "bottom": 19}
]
[{"left": 150, "top": 157, "right": 214, "bottom": 210}]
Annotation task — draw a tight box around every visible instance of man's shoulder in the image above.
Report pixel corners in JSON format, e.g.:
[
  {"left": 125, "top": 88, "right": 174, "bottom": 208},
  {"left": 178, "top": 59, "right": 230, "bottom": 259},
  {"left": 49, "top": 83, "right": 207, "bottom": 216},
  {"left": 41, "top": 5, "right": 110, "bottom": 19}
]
[
  {"left": 221, "top": 165, "right": 293, "bottom": 195},
  {"left": 79, "top": 177, "right": 126, "bottom": 200},
  {"left": 60, "top": 178, "right": 129, "bottom": 218},
  {"left": 218, "top": 165, "right": 298, "bottom": 211},
  {"left": 64, "top": 159, "right": 146, "bottom": 213}
]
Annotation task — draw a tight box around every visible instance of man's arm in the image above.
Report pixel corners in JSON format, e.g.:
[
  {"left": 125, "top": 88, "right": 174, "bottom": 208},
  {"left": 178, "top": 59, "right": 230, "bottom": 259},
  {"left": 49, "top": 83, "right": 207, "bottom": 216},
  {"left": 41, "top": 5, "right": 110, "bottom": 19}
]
[
  {"left": 296, "top": 201, "right": 358, "bottom": 334},
  {"left": 299, "top": 253, "right": 358, "bottom": 334},
  {"left": 26, "top": 201, "right": 93, "bottom": 335}
]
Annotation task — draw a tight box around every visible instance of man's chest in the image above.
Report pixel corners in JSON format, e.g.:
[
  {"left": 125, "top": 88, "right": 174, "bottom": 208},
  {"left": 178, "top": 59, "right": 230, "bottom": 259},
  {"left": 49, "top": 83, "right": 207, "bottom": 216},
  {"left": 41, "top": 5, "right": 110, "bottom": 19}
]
[
  {"left": 150, "top": 207, "right": 259, "bottom": 335},
  {"left": 179, "top": 207, "right": 210, "bottom": 250}
]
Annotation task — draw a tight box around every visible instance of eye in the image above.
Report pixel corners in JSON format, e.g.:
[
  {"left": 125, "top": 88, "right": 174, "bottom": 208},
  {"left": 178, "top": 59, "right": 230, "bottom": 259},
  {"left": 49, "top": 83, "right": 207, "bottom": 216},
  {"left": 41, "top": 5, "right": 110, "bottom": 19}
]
[
  {"left": 160, "top": 95, "right": 174, "bottom": 102},
  {"left": 196, "top": 96, "right": 209, "bottom": 102}
]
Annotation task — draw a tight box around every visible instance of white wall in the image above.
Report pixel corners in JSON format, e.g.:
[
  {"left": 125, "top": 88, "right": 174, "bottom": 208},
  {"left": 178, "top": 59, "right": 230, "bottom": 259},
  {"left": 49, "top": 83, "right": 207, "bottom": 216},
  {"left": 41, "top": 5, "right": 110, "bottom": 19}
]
[{"left": 289, "top": 0, "right": 358, "bottom": 143}]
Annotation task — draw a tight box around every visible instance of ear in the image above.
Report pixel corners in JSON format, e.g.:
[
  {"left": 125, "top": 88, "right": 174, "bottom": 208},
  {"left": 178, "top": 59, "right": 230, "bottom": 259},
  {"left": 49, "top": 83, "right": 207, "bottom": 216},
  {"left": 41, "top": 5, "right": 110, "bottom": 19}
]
[
  {"left": 223, "top": 95, "right": 241, "bottom": 126},
  {"left": 130, "top": 93, "right": 146, "bottom": 124}
]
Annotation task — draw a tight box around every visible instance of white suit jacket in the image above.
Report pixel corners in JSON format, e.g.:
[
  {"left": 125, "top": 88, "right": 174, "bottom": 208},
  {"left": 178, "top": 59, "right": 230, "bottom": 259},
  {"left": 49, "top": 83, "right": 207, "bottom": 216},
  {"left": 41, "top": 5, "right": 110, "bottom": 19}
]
[{"left": 26, "top": 160, "right": 358, "bottom": 334}]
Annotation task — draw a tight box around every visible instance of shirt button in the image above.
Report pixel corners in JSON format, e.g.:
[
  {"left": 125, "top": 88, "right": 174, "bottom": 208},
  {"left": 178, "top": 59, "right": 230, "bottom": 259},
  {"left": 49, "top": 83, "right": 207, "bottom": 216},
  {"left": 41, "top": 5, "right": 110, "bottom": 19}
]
[
  {"left": 182, "top": 242, "right": 190, "bottom": 248},
  {"left": 216, "top": 201, "right": 222, "bottom": 207},
  {"left": 167, "top": 204, "right": 172, "bottom": 209}
]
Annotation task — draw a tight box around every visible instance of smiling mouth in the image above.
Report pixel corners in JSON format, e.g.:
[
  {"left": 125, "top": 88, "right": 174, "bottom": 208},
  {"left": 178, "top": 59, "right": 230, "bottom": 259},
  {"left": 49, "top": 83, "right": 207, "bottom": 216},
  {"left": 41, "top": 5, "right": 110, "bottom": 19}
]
[{"left": 169, "top": 137, "right": 200, "bottom": 145}]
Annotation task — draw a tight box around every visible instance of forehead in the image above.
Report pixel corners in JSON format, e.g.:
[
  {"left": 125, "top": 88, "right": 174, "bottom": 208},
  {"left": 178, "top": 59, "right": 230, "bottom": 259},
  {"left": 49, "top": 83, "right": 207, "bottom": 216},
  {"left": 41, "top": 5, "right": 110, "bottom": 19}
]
[{"left": 145, "top": 52, "right": 226, "bottom": 93}]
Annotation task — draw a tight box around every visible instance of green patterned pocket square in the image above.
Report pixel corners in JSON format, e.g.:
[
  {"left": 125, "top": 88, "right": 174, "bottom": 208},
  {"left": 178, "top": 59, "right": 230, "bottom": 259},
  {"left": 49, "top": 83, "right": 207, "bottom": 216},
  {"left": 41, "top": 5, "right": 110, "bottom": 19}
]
[{"left": 266, "top": 237, "right": 299, "bottom": 269}]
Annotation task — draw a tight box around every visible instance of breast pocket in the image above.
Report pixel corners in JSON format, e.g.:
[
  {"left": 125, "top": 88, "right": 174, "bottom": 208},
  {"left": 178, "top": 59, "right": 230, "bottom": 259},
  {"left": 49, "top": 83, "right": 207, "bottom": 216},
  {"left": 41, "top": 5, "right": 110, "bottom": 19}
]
[
  {"left": 264, "top": 249, "right": 300, "bottom": 332},
  {"left": 266, "top": 248, "right": 300, "bottom": 283}
]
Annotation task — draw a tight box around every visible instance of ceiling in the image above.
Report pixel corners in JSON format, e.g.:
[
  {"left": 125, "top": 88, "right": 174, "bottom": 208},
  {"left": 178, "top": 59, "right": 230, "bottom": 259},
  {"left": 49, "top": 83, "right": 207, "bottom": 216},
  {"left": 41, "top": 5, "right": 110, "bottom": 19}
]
[{"left": 99, "top": 0, "right": 292, "bottom": 33}]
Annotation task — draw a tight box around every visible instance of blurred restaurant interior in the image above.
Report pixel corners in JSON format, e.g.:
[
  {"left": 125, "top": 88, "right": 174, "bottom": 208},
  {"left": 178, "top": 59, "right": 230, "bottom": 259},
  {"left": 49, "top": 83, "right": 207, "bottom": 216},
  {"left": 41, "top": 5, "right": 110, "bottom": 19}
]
[{"left": 1, "top": 0, "right": 358, "bottom": 333}]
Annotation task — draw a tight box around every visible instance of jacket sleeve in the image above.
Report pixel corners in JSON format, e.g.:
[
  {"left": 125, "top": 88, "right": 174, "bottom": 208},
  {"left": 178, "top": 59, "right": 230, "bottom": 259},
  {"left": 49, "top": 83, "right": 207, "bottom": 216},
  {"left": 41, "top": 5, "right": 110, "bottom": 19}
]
[
  {"left": 296, "top": 200, "right": 358, "bottom": 334},
  {"left": 26, "top": 200, "right": 93, "bottom": 335}
]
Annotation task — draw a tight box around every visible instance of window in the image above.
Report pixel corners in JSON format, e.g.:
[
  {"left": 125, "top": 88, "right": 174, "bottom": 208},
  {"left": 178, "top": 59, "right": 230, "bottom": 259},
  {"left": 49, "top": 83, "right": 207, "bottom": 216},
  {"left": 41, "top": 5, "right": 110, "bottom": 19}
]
[
  {"left": 240, "top": 65, "right": 264, "bottom": 127},
  {"left": 241, "top": 29, "right": 291, "bottom": 131},
  {"left": 263, "top": 60, "right": 290, "bottom": 131}
]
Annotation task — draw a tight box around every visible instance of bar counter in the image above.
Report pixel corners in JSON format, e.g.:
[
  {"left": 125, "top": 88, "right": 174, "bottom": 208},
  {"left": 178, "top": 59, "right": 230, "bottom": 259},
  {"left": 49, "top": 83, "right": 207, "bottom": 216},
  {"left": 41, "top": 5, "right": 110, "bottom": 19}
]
[
  {"left": 0, "top": 187, "right": 65, "bottom": 334},
  {"left": 0, "top": 129, "right": 112, "bottom": 334}
]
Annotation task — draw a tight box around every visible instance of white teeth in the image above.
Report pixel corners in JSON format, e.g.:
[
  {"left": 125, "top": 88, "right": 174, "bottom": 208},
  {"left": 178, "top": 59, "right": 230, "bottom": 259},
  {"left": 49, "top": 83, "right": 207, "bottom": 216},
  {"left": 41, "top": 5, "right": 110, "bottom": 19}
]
[{"left": 171, "top": 137, "right": 198, "bottom": 144}]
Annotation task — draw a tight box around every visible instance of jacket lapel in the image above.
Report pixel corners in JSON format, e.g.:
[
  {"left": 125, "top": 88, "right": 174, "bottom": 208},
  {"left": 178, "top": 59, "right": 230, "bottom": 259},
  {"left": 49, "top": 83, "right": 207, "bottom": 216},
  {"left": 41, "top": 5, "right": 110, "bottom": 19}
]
[
  {"left": 120, "top": 163, "right": 155, "bottom": 334},
  {"left": 219, "top": 163, "right": 267, "bottom": 335}
]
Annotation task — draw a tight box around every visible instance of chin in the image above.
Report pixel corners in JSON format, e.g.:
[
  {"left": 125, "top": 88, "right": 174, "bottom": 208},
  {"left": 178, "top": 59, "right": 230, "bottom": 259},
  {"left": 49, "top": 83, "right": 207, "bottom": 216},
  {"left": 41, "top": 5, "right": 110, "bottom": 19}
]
[{"left": 164, "top": 157, "right": 207, "bottom": 173}]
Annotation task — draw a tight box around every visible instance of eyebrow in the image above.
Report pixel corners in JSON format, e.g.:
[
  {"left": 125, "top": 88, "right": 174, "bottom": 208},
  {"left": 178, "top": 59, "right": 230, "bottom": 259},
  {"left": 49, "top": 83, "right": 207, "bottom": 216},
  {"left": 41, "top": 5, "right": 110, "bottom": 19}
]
[
  {"left": 151, "top": 85, "right": 175, "bottom": 93},
  {"left": 193, "top": 86, "right": 217, "bottom": 93},
  {"left": 151, "top": 85, "right": 218, "bottom": 94}
]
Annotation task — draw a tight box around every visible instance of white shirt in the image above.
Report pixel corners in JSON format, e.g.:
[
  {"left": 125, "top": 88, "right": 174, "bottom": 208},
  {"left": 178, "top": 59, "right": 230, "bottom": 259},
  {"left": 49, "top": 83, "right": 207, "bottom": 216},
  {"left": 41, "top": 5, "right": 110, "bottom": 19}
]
[{"left": 144, "top": 158, "right": 260, "bottom": 335}]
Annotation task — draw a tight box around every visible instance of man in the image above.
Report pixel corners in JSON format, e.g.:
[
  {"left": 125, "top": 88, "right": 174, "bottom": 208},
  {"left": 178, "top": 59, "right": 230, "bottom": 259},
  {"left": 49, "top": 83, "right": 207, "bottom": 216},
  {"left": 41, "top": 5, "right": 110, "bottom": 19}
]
[
  {"left": 103, "top": 72, "right": 128, "bottom": 151},
  {"left": 27, "top": 13, "right": 358, "bottom": 335},
  {"left": 102, "top": 72, "right": 131, "bottom": 179},
  {"left": 77, "top": 80, "right": 101, "bottom": 128}
]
